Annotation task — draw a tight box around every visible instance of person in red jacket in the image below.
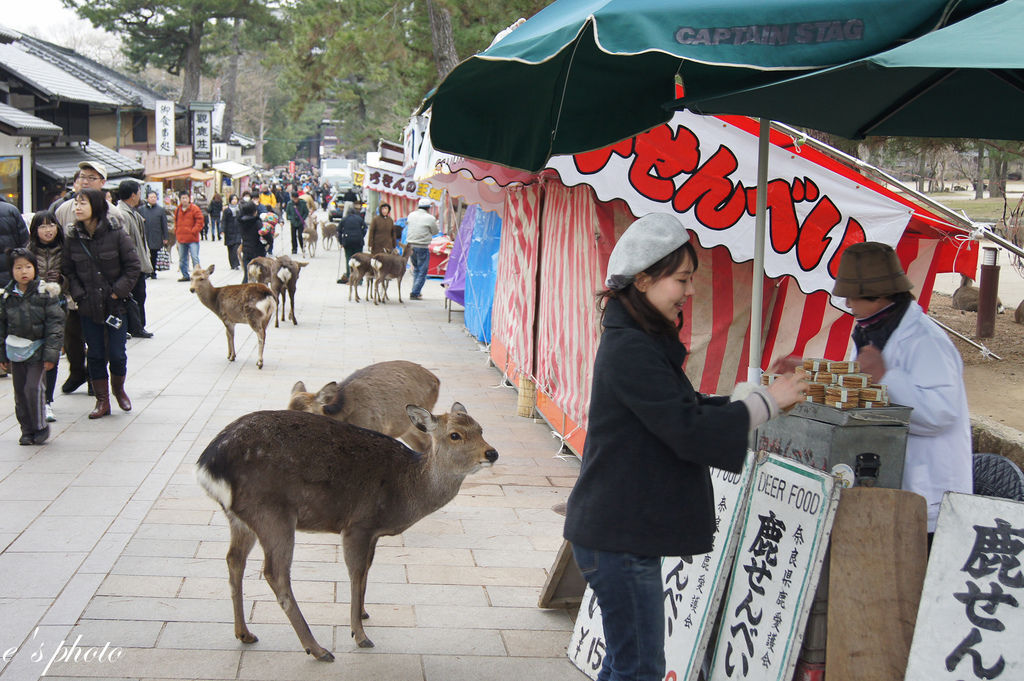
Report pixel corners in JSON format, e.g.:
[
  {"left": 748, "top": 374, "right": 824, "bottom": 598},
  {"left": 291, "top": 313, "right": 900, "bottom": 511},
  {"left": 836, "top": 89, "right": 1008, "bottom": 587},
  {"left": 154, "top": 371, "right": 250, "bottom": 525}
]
[{"left": 174, "top": 191, "right": 204, "bottom": 281}]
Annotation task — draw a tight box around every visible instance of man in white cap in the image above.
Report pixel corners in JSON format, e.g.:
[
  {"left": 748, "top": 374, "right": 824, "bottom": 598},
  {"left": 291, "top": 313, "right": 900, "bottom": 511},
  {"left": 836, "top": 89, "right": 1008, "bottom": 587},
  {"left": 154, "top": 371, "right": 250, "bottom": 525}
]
[
  {"left": 55, "top": 161, "right": 127, "bottom": 232},
  {"left": 405, "top": 199, "right": 439, "bottom": 300}
]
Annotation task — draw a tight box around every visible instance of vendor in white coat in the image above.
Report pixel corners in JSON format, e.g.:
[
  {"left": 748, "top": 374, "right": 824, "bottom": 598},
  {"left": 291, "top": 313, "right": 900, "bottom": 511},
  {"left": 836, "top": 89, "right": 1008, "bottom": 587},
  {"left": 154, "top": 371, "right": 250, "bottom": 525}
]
[{"left": 833, "top": 242, "right": 972, "bottom": 537}]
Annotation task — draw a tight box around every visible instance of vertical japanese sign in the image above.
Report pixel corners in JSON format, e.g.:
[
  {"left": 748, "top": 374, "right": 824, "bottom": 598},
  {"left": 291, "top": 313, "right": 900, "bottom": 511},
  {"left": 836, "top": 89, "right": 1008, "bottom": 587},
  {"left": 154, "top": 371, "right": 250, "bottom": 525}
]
[
  {"left": 569, "top": 459, "right": 754, "bottom": 681},
  {"left": 155, "top": 100, "right": 174, "bottom": 157},
  {"left": 709, "top": 454, "right": 838, "bottom": 681},
  {"left": 905, "top": 492, "right": 1024, "bottom": 681},
  {"left": 192, "top": 110, "right": 212, "bottom": 161}
]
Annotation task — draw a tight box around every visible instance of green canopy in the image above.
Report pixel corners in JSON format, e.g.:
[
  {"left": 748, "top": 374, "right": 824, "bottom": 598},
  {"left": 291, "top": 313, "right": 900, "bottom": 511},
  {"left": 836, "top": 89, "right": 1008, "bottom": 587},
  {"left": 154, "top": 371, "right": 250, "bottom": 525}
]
[
  {"left": 429, "top": 0, "right": 993, "bottom": 171},
  {"left": 683, "top": 0, "right": 1024, "bottom": 139}
]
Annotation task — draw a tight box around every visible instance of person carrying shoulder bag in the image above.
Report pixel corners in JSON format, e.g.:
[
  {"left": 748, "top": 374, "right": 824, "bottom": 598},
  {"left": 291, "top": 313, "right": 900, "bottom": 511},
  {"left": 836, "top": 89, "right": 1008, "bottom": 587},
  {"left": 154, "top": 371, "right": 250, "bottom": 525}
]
[{"left": 61, "top": 188, "right": 141, "bottom": 419}]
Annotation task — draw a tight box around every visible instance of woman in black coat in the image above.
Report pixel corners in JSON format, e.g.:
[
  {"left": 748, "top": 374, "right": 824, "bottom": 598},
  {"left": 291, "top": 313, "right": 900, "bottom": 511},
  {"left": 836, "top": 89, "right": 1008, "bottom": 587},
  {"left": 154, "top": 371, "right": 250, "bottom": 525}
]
[
  {"left": 562, "top": 213, "right": 806, "bottom": 681},
  {"left": 61, "top": 188, "right": 141, "bottom": 419},
  {"left": 221, "top": 194, "right": 242, "bottom": 270},
  {"left": 238, "top": 200, "right": 265, "bottom": 283}
]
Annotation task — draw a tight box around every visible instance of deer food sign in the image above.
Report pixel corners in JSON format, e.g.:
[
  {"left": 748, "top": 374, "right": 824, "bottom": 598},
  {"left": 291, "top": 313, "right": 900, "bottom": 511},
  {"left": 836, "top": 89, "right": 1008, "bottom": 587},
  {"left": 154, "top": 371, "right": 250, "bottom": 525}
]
[
  {"left": 905, "top": 492, "right": 1024, "bottom": 681},
  {"left": 547, "top": 110, "right": 913, "bottom": 298}
]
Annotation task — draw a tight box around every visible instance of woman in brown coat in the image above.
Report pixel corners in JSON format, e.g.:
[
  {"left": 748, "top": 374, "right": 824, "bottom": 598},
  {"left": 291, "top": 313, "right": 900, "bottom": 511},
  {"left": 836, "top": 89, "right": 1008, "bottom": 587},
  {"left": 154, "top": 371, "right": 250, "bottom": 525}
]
[{"left": 367, "top": 203, "right": 397, "bottom": 255}]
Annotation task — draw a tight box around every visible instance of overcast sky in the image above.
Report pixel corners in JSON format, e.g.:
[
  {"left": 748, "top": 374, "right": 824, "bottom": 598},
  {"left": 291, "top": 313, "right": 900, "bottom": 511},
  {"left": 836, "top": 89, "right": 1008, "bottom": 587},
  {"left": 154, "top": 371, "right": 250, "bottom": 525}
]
[{"left": 5, "top": 0, "right": 96, "bottom": 38}]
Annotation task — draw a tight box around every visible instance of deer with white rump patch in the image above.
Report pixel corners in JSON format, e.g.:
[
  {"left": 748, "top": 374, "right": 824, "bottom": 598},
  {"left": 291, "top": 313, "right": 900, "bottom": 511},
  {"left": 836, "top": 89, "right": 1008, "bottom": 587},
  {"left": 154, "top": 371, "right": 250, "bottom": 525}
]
[
  {"left": 371, "top": 251, "right": 411, "bottom": 304},
  {"left": 194, "top": 403, "right": 498, "bottom": 659},
  {"left": 189, "top": 265, "right": 275, "bottom": 369}
]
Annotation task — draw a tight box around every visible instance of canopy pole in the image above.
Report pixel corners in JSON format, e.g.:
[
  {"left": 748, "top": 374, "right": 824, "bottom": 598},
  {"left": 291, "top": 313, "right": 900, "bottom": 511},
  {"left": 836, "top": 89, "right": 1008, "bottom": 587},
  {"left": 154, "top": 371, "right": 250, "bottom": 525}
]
[{"left": 748, "top": 119, "right": 770, "bottom": 383}]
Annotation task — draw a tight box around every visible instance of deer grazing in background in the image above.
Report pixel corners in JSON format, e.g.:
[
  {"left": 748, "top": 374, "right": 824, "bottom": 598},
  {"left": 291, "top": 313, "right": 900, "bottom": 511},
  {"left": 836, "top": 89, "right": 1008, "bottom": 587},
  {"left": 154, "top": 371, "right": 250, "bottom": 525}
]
[
  {"left": 195, "top": 403, "right": 498, "bottom": 659},
  {"left": 371, "top": 251, "right": 411, "bottom": 305},
  {"left": 952, "top": 275, "right": 1005, "bottom": 314},
  {"left": 347, "top": 252, "right": 375, "bottom": 303},
  {"left": 288, "top": 360, "right": 440, "bottom": 452},
  {"left": 189, "top": 265, "right": 276, "bottom": 369}
]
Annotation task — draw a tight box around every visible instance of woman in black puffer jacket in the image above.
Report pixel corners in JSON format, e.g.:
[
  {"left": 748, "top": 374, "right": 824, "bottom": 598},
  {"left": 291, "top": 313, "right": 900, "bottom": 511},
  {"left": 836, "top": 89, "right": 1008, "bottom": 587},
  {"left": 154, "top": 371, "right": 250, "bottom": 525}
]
[{"left": 62, "top": 188, "right": 141, "bottom": 419}]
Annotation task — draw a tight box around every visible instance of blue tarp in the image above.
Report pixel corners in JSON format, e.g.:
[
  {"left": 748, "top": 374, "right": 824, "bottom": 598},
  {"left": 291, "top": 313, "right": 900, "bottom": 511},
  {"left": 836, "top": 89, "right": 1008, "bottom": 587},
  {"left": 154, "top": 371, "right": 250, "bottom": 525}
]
[{"left": 463, "top": 206, "right": 502, "bottom": 343}]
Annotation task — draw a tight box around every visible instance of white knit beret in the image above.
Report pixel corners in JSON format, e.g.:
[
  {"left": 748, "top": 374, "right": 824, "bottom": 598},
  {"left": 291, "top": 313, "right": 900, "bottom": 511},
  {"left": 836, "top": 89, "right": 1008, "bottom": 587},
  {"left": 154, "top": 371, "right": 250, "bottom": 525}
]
[{"left": 605, "top": 213, "right": 691, "bottom": 290}]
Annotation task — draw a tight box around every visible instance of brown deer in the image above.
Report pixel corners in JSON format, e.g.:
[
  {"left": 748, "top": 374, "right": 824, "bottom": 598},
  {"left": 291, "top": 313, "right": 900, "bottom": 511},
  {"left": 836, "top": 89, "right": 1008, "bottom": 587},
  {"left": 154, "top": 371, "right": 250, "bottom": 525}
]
[
  {"left": 288, "top": 360, "right": 440, "bottom": 452},
  {"left": 371, "top": 251, "right": 411, "bottom": 305},
  {"left": 301, "top": 224, "right": 318, "bottom": 258},
  {"left": 347, "top": 252, "right": 375, "bottom": 303},
  {"left": 189, "top": 265, "right": 276, "bottom": 369},
  {"left": 952, "top": 275, "right": 1005, "bottom": 313},
  {"left": 194, "top": 404, "right": 498, "bottom": 659},
  {"left": 274, "top": 255, "right": 308, "bottom": 326},
  {"left": 321, "top": 222, "right": 337, "bottom": 250}
]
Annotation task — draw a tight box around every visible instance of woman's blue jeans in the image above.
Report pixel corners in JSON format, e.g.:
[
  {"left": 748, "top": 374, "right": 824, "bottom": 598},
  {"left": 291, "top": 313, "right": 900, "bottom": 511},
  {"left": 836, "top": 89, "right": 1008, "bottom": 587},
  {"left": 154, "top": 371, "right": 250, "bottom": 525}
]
[
  {"left": 80, "top": 315, "right": 128, "bottom": 379},
  {"left": 572, "top": 544, "right": 665, "bottom": 681}
]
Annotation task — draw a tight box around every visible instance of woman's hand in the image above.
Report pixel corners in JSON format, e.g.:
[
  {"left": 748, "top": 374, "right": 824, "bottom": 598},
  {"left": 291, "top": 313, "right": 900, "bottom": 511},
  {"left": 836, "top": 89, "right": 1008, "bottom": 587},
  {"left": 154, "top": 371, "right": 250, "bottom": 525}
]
[
  {"left": 43, "top": 361, "right": 55, "bottom": 371},
  {"left": 0, "top": 362, "right": 9, "bottom": 373},
  {"left": 766, "top": 372, "right": 809, "bottom": 411},
  {"left": 110, "top": 293, "right": 118, "bottom": 299}
]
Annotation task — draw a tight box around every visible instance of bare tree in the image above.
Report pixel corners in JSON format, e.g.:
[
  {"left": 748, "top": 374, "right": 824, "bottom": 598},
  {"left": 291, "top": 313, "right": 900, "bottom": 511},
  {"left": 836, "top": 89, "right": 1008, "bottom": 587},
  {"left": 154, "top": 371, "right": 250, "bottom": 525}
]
[{"left": 426, "top": 0, "right": 459, "bottom": 79}]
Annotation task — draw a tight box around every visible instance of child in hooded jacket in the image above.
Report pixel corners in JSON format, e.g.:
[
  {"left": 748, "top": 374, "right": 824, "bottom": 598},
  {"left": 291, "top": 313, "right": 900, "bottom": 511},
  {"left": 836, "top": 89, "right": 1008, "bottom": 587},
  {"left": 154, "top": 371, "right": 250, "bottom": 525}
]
[{"left": 0, "top": 248, "right": 65, "bottom": 445}]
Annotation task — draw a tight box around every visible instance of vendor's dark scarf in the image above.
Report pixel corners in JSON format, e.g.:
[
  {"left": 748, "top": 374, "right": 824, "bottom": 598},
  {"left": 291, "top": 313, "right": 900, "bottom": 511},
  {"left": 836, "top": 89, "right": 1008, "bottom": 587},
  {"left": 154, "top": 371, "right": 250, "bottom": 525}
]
[{"left": 852, "top": 297, "right": 912, "bottom": 352}]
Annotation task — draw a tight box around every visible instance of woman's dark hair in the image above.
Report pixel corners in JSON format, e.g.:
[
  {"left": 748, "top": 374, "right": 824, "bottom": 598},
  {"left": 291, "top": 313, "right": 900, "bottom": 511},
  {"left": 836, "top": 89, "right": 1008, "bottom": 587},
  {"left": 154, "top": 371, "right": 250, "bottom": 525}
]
[
  {"left": 240, "top": 200, "right": 258, "bottom": 217},
  {"left": 597, "top": 240, "right": 699, "bottom": 337},
  {"left": 29, "top": 211, "right": 64, "bottom": 248},
  {"left": 212, "top": 193, "right": 222, "bottom": 202},
  {"left": 76, "top": 188, "right": 108, "bottom": 224},
  {"left": 379, "top": 202, "right": 391, "bottom": 213},
  {"left": 227, "top": 193, "right": 238, "bottom": 203},
  {"left": 7, "top": 247, "right": 37, "bottom": 279}
]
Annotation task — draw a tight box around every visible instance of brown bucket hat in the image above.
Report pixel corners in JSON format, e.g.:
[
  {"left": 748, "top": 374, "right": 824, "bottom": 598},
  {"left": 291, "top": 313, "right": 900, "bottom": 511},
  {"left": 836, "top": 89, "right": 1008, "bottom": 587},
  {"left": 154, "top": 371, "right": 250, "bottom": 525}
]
[{"left": 832, "top": 242, "right": 914, "bottom": 298}]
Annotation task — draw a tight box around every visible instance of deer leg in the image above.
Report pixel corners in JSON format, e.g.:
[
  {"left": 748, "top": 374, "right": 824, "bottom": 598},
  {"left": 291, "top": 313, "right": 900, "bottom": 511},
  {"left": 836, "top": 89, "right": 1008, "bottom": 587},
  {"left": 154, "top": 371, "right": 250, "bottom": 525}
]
[
  {"left": 342, "top": 529, "right": 377, "bottom": 648},
  {"left": 227, "top": 514, "right": 258, "bottom": 644},
  {"left": 253, "top": 319, "right": 266, "bottom": 370},
  {"left": 397, "top": 275, "right": 403, "bottom": 304},
  {"left": 257, "top": 514, "right": 333, "bottom": 661},
  {"left": 224, "top": 322, "right": 236, "bottom": 362},
  {"left": 289, "top": 288, "right": 297, "bottom": 325}
]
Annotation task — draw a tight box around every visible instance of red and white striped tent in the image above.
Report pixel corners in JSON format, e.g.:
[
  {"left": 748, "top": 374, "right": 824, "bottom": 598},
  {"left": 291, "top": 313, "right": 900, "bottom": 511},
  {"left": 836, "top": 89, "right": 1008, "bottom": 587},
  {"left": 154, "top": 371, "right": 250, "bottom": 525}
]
[{"left": 453, "top": 112, "right": 978, "bottom": 455}]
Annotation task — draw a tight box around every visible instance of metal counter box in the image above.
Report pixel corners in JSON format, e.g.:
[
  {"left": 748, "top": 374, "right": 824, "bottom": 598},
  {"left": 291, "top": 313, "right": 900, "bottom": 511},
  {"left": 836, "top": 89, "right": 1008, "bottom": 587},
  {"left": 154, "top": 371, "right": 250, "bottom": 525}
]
[{"left": 754, "top": 401, "right": 912, "bottom": 490}]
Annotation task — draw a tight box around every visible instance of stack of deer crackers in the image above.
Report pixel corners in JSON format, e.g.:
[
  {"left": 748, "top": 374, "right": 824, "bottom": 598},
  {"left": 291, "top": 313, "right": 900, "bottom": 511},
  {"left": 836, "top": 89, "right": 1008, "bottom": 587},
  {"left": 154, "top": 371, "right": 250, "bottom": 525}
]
[{"left": 792, "top": 358, "right": 891, "bottom": 409}]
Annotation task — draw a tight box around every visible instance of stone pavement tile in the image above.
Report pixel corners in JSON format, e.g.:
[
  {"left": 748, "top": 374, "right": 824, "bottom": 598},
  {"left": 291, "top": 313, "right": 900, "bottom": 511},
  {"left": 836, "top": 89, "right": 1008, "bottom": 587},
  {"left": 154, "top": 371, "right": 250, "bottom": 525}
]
[
  {"left": 158, "top": 621, "right": 333, "bottom": 653},
  {"left": 401, "top": 532, "right": 534, "bottom": 551},
  {"left": 40, "top": 571, "right": 107, "bottom": 626},
  {"left": 74, "top": 461, "right": 156, "bottom": 487},
  {"left": 142, "top": 509, "right": 214, "bottom": 525},
  {"left": 460, "top": 519, "right": 565, "bottom": 538},
  {"left": 195, "top": 541, "right": 336, "bottom": 563},
  {"left": 408, "top": 565, "right": 546, "bottom": 588},
  {"left": 110, "top": 555, "right": 229, "bottom": 579},
  {"left": 484, "top": 585, "right": 545, "bottom": 608},
  {"left": 348, "top": 582, "right": 487, "bottom": 608},
  {"left": 237, "top": 650, "right": 424, "bottom": 681},
  {"left": 98, "top": 575, "right": 183, "bottom": 599},
  {"left": 13, "top": 451, "right": 97, "bottom": 475},
  {"left": 0, "top": 598, "right": 51, "bottom": 670},
  {"left": 529, "top": 535, "right": 566, "bottom": 552},
  {"left": 133, "top": 523, "right": 223, "bottom": 541},
  {"left": 179, "top": 576, "right": 334, "bottom": 604},
  {"left": 471, "top": 548, "right": 559, "bottom": 569},
  {"left": 355, "top": 626, "right": 505, "bottom": 657},
  {"left": 78, "top": 533, "right": 133, "bottom": 574},
  {"left": 123, "top": 538, "right": 201, "bottom": 558},
  {"left": 457, "top": 483, "right": 504, "bottom": 497},
  {"left": 0, "top": 472, "right": 76, "bottom": 501},
  {"left": 0, "top": 534, "right": 14, "bottom": 551},
  {"left": 399, "top": 517, "right": 463, "bottom": 536},
  {"left": 427, "top": 505, "right": 517, "bottom": 522},
  {"left": 0, "top": 552, "right": 86, "bottom": 598},
  {"left": 83, "top": 596, "right": 235, "bottom": 624},
  {"left": 414, "top": 604, "right": 573, "bottom": 632},
  {"left": 0, "top": 500, "right": 50, "bottom": 533},
  {"left": 371, "top": 546, "right": 474, "bottom": 567},
  {"left": 250, "top": 601, "right": 414, "bottom": 628},
  {"left": 548, "top": 476, "right": 578, "bottom": 488},
  {"left": 111, "top": 424, "right": 185, "bottom": 443},
  {"left": 66, "top": 619, "right": 164, "bottom": 648},
  {"left": 502, "top": 629, "right": 572, "bottom": 658},
  {"left": 43, "top": 647, "right": 241, "bottom": 679},
  {"left": 43, "top": 486, "right": 136, "bottom": 517},
  {"left": 8, "top": 516, "right": 113, "bottom": 554},
  {"left": 422, "top": 654, "right": 580, "bottom": 681},
  {"left": 289, "top": 560, "right": 405, "bottom": 583}
]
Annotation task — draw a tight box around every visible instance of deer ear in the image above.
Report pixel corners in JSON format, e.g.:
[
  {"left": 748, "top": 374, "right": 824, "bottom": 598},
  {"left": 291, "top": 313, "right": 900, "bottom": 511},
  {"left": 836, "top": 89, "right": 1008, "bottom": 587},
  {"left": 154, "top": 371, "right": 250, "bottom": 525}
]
[
  {"left": 208, "top": 264, "right": 216, "bottom": 274},
  {"left": 316, "top": 382, "right": 338, "bottom": 404},
  {"left": 407, "top": 405, "right": 437, "bottom": 433},
  {"left": 291, "top": 381, "right": 307, "bottom": 394},
  {"left": 450, "top": 402, "right": 467, "bottom": 415}
]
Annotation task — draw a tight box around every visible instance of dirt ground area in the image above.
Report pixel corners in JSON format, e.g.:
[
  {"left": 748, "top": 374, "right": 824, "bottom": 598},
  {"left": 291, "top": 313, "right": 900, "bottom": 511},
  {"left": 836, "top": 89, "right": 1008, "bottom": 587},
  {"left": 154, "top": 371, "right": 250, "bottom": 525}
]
[{"left": 927, "top": 292, "right": 1024, "bottom": 433}]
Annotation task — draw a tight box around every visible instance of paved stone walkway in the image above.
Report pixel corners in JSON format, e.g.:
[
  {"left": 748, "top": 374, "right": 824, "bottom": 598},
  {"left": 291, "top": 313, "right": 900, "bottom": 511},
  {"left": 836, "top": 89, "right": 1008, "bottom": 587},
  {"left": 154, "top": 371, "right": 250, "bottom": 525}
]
[{"left": 0, "top": 237, "right": 584, "bottom": 681}]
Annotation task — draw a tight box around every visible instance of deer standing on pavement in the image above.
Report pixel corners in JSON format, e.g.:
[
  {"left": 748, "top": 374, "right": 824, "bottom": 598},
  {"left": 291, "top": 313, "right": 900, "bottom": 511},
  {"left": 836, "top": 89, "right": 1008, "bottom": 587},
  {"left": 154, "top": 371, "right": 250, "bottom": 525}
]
[
  {"left": 195, "top": 403, "right": 498, "bottom": 659},
  {"left": 371, "top": 251, "right": 411, "bottom": 305},
  {"left": 273, "top": 255, "right": 308, "bottom": 326},
  {"left": 189, "top": 265, "right": 276, "bottom": 369},
  {"left": 288, "top": 360, "right": 440, "bottom": 452},
  {"left": 347, "top": 252, "right": 375, "bottom": 303}
]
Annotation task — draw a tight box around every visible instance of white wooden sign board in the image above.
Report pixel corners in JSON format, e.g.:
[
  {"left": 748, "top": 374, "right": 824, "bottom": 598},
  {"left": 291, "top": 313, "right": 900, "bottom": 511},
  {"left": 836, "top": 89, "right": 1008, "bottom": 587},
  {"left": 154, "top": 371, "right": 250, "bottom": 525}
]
[
  {"left": 568, "top": 458, "right": 754, "bottom": 681},
  {"left": 708, "top": 454, "right": 838, "bottom": 681},
  {"left": 905, "top": 492, "right": 1024, "bottom": 681}
]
